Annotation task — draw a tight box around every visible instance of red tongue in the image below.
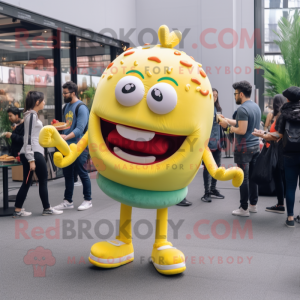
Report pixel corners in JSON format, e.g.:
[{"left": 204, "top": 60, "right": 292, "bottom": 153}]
[{"left": 108, "top": 129, "right": 169, "bottom": 155}]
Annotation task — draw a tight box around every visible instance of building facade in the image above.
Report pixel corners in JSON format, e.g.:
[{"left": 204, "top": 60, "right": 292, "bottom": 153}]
[{"left": 2, "top": 0, "right": 256, "bottom": 120}]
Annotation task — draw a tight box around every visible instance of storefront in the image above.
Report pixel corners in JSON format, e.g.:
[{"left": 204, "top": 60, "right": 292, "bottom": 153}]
[
  {"left": 0, "top": 2, "right": 128, "bottom": 178},
  {"left": 0, "top": 2, "right": 128, "bottom": 121}
]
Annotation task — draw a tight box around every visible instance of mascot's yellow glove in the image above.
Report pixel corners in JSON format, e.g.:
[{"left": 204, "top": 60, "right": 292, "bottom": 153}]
[
  {"left": 39, "top": 126, "right": 88, "bottom": 168},
  {"left": 202, "top": 148, "right": 244, "bottom": 187}
]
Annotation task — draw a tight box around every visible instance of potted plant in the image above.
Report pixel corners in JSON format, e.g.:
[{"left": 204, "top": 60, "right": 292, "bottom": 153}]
[
  {"left": 255, "top": 10, "right": 300, "bottom": 96},
  {"left": 0, "top": 109, "right": 12, "bottom": 153}
]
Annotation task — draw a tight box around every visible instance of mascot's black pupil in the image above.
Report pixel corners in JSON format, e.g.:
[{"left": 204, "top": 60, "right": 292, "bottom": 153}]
[
  {"left": 122, "top": 83, "right": 136, "bottom": 94},
  {"left": 151, "top": 88, "right": 163, "bottom": 102}
]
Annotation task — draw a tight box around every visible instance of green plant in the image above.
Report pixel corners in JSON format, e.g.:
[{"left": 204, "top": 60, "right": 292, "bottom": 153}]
[
  {"left": 0, "top": 109, "right": 12, "bottom": 148},
  {"left": 82, "top": 87, "right": 96, "bottom": 111},
  {"left": 261, "top": 113, "right": 267, "bottom": 124},
  {"left": 254, "top": 9, "right": 300, "bottom": 97}
]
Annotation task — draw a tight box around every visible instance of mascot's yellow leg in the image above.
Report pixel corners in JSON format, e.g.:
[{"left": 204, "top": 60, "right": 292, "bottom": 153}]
[
  {"left": 89, "top": 203, "right": 134, "bottom": 268},
  {"left": 151, "top": 208, "right": 186, "bottom": 275},
  {"left": 203, "top": 148, "right": 244, "bottom": 187}
]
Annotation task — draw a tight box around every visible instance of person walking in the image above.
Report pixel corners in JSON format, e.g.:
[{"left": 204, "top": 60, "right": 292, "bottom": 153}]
[
  {"left": 201, "top": 88, "right": 225, "bottom": 202},
  {"left": 219, "top": 81, "right": 261, "bottom": 216},
  {"left": 274, "top": 87, "right": 300, "bottom": 227},
  {"left": 54, "top": 81, "right": 92, "bottom": 211},
  {"left": 13, "top": 91, "right": 63, "bottom": 217},
  {"left": 252, "top": 94, "right": 286, "bottom": 214}
]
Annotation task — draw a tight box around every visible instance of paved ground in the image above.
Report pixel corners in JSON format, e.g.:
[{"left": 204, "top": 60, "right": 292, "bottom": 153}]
[{"left": 0, "top": 157, "right": 300, "bottom": 300}]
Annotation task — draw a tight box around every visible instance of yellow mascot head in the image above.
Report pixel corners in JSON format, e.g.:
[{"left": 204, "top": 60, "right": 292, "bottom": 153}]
[{"left": 89, "top": 25, "right": 214, "bottom": 208}]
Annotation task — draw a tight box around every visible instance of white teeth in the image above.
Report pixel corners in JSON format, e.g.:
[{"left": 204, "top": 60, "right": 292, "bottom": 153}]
[
  {"left": 116, "top": 124, "right": 155, "bottom": 142},
  {"left": 114, "top": 147, "right": 156, "bottom": 164}
]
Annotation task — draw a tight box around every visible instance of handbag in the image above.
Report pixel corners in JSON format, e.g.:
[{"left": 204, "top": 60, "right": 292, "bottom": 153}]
[{"left": 251, "top": 142, "right": 278, "bottom": 184}]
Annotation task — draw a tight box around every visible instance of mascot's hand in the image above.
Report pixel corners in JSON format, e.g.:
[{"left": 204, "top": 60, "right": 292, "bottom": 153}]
[
  {"left": 202, "top": 148, "right": 244, "bottom": 187},
  {"left": 53, "top": 144, "right": 78, "bottom": 168},
  {"left": 39, "top": 126, "right": 70, "bottom": 156},
  {"left": 214, "top": 166, "right": 244, "bottom": 187}
]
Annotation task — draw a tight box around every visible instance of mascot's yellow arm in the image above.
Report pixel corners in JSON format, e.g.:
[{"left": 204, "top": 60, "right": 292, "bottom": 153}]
[
  {"left": 202, "top": 148, "right": 244, "bottom": 187},
  {"left": 39, "top": 126, "right": 88, "bottom": 168}
]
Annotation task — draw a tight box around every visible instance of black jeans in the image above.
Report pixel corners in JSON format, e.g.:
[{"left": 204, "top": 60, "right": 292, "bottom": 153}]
[
  {"left": 284, "top": 155, "right": 300, "bottom": 216},
  {"left": 203, "top": 148, "right": 221, "bottom": 192},
  {"left": 235, "top": 148, "right": 260, "bottom": 210},
  {"left": 15, "top": 153, "right": 50, "bottom": 210}
]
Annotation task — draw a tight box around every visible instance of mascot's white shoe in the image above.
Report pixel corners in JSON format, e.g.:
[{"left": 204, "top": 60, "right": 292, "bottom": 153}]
[
  {"left": 151, "top": 244, "right": 186, "bottom": 275},
  {"left": 89, "top": 239, "right": 134, "bottom": 268}
]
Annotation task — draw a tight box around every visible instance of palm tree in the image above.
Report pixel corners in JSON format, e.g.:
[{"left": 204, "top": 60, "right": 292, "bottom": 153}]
[{"left": 255, "top": 9, "right": 300, "bottom": 97}]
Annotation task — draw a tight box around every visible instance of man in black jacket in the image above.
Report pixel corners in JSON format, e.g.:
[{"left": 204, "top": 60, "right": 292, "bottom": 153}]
[{"left": 4, "top": 107, "right": 24, "bottom": 157}]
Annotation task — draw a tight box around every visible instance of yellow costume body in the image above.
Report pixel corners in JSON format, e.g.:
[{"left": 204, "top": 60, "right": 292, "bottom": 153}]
[{"left": 39, "top": 25, "right": 243, "bottom": 275}]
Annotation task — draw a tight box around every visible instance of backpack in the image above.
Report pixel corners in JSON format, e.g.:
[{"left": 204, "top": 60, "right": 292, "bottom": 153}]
[
  {"left": 63, "top": 102, "right": 89, "bottom": 134},
  {"left": 282, "top": 120, "right": 300, "bottom": 153}
]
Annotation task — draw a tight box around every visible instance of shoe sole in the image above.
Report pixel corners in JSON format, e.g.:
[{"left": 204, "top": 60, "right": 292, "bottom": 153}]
[
  {"left": 210, "top": 196, "right": 224, "bottom": 199},
  {"left": 249, "top": 211, "right": 257, "bottom": 213},
  {"left": 53, "top": 207, "right": 74, "bottom": 210},
  {"left": 78, "top": 206, "right": 92, "bottom": 211},
  {"left": 285, "top": 223, "right": 295, "bottom": 228},
  {"left": 89, "top": 253, "right": 134, "bottom": 268},
  {"left": 154, "top": 265, "right": 186, "bottom": 275},
  {"left": 265, "top": 209, "right": 285, "bottom": 214},
  {"left": 201, "top": 199, "right": 211, "bottom": 202},
  {"left": 232, "top": 213, "right": 250, "bottom": 217}
]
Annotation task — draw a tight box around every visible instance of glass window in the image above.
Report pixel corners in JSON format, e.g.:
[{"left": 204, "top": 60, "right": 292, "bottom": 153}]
[
  {"left": 264, "top": 9, "right": 296, "bottom": 41},
  {"left": 264, "top": 42, "right": 281, "bottom": 52},
  {"left": 61, "top": 32, "right": 71, "bottom": 87},
  {"left": 0, "top": 14, "right": 55, "bottom": 125},
  {"left": 264, "top": 54, "right": 284, "bottom": 64},
  {"left": 265, "top": 0, "right": 300, "bottom": 8},
  {"left": 76, "top": 38, "right": 110, "bottom": 107}
]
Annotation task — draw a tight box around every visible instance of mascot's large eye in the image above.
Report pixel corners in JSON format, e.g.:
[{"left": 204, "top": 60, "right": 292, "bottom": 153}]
[
  {"left": 115, "top": 76, "right": 145, "bottom": 106},
  {"left": 147, "top": 83, "right": 177, "bottom": 114}
]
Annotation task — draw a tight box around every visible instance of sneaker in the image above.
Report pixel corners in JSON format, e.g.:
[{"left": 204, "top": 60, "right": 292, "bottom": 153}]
[
  {"left": 249, "top": 204, "right": 258, "bottom": 213},
  {"left": 12, "top": 208, "right": 32, "bottom": 218},
  {"left": 210, "top": 189, "right": 225, "bottom": 199},
  {"left": 42, "top": 207, "right": 63, "bottom": 216},
  {"left": 53, "top": 200, "right": 74, "bottom": 210},
  {"left": 74, "top": 180, "right": 82, "bottom": 187},
  {"left": 201, "top": 193, "right": 212, "bottom": 202},
  {"left": 266, "top": 204, "right": 285, "bottom": 214},
  {"left": 176, "top": 198, "right": 192, "bottom": 206},
  {"left": 78, "top": 200, "right": 92, "bottom": 211},
  {"left": 285, "top": 218, "right": 295, "bottom": 228},
  {"left": 232, "top": 207, "right": 250, "bottom": 217}
]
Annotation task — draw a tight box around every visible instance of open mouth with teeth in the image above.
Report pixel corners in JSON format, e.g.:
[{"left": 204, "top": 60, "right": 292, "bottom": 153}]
[{"left": 100, "top": 118, "right": 186, "bottom": 165}]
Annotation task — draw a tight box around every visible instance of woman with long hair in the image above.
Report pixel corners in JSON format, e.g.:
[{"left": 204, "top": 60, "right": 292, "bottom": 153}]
[
  {"left": 201, "top": 88, "right": 225, "bottom": 202},
  {"left": 253, "top": 94, "right": 286, "bottom": 213},
  {"left": 8, "top": 69, "right": 17, "bottom": 84},
  {"left": 13, "top": 91, "right": 63, "bottom": 217}
]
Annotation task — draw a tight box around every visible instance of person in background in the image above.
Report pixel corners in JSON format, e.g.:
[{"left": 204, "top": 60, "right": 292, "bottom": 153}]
[
  {"left": 252, "top": 94, "right": 286, "bottom": 214},
  {"left": 13, "top": 91, "right": 63, "bottom": 217},
  {"left": 201, "top": 88, "right": 225, "bottom": 202},
  {"left": 54, "top": 81, "right": 92, "bottom": 211},
  {"left": 219, "top": 81, "right": 261, "bottom": 217},
  {"left": 4, "top": 107, "right": 24, "bottom": 157},
  {"left": 273, "top": 87, "right": 300, "bottom": 227},
  {"left": 8, "top": 69, "right": 17, "bottom": 84},
  {"left": 264, "top": 110, "right": 274, "bottom": 131}
]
